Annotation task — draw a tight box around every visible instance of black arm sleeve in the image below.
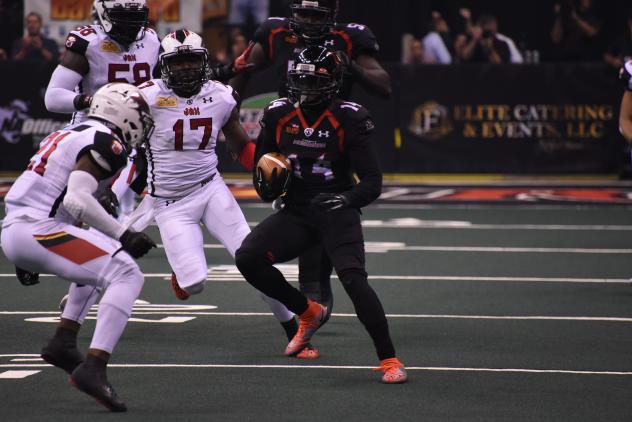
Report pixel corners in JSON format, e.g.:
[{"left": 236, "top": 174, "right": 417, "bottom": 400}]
[{"left": 344, "top": 117, "right": 382, "bottom": 208}]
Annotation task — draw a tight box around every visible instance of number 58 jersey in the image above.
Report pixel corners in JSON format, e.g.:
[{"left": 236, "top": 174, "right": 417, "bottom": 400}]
[
  {"left": 64, "top": 25, "right": 160, "bottom": 123},
  {"left": 139, "top": 79, "right": 238, "bottom": 199}
]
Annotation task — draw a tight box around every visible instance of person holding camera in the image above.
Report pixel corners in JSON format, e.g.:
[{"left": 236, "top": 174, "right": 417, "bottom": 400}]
[
  {"left": 455, "top": 13, "right": 511, "bottom": 64},
  {"left": 11, "top": 12, "right": 59, "bottom": 62},
  {"left": 551, "top": 0, "right": 601, "bottom": 61}
]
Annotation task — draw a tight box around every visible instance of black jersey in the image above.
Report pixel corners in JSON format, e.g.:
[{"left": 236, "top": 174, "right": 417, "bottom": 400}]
[
  {"left": 256, "top": 98, "right": 381, "bottom": 208},
  {"left": 253, "top": 17, "right": 379, "bottom": 98}
]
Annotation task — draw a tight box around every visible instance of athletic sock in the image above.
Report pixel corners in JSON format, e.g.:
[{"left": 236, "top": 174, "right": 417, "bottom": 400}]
[{"left": 281, "top": 318, "right": 298, "bottom": 341}]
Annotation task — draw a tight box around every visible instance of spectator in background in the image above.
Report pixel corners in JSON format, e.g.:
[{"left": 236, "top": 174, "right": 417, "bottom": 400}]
[
  {"left": 229, "top": 0, "right": 270, "bottom": 38},
  {"left": 408, "top": 39, "right": 427, "bottom": 65},
  {"left": 604, "top": 9, "right": 632, "bottom": 69},
  {"left": 551, "top": 0, "right": 601, "bottom": 61},
  {"left": 422, "top": 12, "right": 452, "bottom": 64},
  {"left": 11, "top": 12, "right": 58, "bottom": 62},
  {"left": 455, "top": 13, "right": 511, "bottom": 64}
]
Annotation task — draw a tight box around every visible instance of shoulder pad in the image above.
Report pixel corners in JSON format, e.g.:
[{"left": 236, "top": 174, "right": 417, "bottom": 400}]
[
  {"left": 335, "top": 22, "right": 380, "bottom": 57},
  {"left": 264, "top": 98, "right": 293, "bottom": 114},
  {"left": 621, "top": 61, "right": 632, "bottom": 91},
  {"left": 78, "top": 131, "right": 128, "bottom": 177},
  {"left": 335, "top": 101, "right": 374, "bottom": 133},
  {"left": 254, "top": 17, "right": 290, "bottom": 50},
  {"left": 137, "top": 79, "right": 162, "bottom": 100},
  {"left": 65, "top": 25, "right": 99, "bottom": 55}
]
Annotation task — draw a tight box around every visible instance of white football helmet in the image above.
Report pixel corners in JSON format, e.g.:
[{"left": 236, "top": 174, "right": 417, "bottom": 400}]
[
  {"left": 160, "top": 30, "right": 211, "bottom": 96},
  {"left": 88, "top": 83, "right": 154, "bottom": 149},
  {"left": 93, "top": 0, "right": 149, "bottom": 46}
]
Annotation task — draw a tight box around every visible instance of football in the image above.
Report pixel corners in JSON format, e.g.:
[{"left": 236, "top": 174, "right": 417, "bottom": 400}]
[{"left": 257, "top": 152, "right": 292, "bottom": 181}]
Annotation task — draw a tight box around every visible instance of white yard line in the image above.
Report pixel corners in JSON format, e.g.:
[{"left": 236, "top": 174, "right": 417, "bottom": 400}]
[
  {"left": 2, "top": 311, "right": 632, "bottom": 323},
  {"left": 0, "top": 274, "right": 629, "bottom": 284},
  {"left": 0, "top": 363, "right": 629, "bottom": 376}
]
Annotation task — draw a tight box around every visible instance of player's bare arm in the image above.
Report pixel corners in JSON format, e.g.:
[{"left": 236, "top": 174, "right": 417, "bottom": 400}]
[
  {"left": 353, "top": 54, "right": 392, "bottom": 99},
  {"left": 223, "top": 107, "right": 255, "bottom": 169},
  {"left": 620, "top": 62, "right": 632, "bottom": 142},
  {"left": 228, "top": 42, "right": 267, "bottom": 97}
]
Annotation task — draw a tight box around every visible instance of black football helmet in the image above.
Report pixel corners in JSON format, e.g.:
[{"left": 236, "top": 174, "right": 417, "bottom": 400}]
[
  {"left": 289, "top": 0, "right": 339, "bottom": 43},
  {"left": 159, "top": 30, "right": 211, "bottom": 98},
  {"left": 287, "top": 46, "right": 343, "bottom": 108},
  {"left": 93, "top": 0, "right": 149, "bottom": 46}
]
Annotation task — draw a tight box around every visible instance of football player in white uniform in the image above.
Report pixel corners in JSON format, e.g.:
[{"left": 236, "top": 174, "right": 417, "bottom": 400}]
[
  {"left": 45, "top": 0, "right": 159, "bottom": 315},
  {"left": 1, "top": 83, "right": 156, "bottom": 412},
  {"left": 44, "top": 0, "right": 160, "bottom": 218},
  {"left": 131, "top": 30, "right": 317, "bottom": 358}
]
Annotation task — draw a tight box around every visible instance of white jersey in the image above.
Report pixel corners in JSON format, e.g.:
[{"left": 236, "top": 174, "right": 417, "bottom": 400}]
[
  {"left": 4, "top": 120, "right": 128, "bottom": 225},
  {"left": 139, "top": 79, "right": 237, "bottom": 199},
  {"left": 64, "top": 25, "right": 160, "bottom": 123}
]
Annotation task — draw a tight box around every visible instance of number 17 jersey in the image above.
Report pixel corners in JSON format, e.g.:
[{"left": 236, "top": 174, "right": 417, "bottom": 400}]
[{"left": 139, "top": 79, "right": 238, "bottom": 199}]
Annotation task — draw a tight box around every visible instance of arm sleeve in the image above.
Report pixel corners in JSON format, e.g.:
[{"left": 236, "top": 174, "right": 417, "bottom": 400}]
[
  {"left": 63, "top": 170, "right": 127, "bottom": 240},
  {"left": 344, "top": 116, "right": 382, "bottom": 209},
  {"left": 45, "top": 65, "right": 83, "bottom": 113}
]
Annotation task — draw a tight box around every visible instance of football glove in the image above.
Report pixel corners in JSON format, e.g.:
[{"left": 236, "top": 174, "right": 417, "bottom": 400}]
[
  {"left": 118, "top": 230, "right": 156, "bottom": 259},
  {"left": 254, "top": 166, "right": 290, "bottom": 202},
  {"left": 310, "top": 193, "right": 350, "bottom": 211},
  {"left": 16, "top": 266, "right": 39, "bottom": 286},
  {"left": 97, "top": 188, "right": 119, "bottom": 218},
  {"left": 73, "top": 94, "right": 92, "bottom": 111},
  {"left": 212, "top": 42, "right": 256, "bottom": 82}
]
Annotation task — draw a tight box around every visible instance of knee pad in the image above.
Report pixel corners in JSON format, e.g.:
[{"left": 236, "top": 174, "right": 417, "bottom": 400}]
[{"left": 183, "top": 280, "right": 207, "bottom": 296}]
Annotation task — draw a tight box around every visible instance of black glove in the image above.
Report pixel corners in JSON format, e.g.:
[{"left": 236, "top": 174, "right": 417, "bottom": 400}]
[
  {"left": 118, "top": 229, "right": 156, "bottom": 259},
  {"left": 310, "top": 193, "right": 350, "bottom": 211},
  {"left": 73, "top": 94, "right": 92, "bottom": 111},
  {"left": 254, "top": 166, "right": 290, "bottom": 202},
  {"left": 97, "top": 188, "right": 119, "bottom": 218},
  {"left": 16, "top": 266, "right": 39, "bottom": 286}
]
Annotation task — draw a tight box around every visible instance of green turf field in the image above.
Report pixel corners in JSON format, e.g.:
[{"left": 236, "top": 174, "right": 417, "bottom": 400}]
[{"left": 2, "top": 204, "right": 632, "bottom": 421}]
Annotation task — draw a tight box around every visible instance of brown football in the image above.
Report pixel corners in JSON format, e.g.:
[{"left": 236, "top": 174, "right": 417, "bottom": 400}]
[{"left": 257, "top": 152, "right": 292, "bottom": 181}]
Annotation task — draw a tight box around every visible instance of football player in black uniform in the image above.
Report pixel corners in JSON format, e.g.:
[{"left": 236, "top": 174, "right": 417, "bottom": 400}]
[
  {"left": 235, "top": 47, "right": 407, "bottom": 383},
  {"left": 223, "top": 0, "right": 391, "bottom": 357}
]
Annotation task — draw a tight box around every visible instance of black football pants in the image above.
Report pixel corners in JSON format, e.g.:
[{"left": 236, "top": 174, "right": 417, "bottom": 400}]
[{"left": 236, "top": 205, "right": 396, "bottom": 360}]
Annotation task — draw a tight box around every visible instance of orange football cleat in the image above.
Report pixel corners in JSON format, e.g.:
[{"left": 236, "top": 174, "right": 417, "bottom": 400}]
[
  {"left": 171, "top": 272, "right": 190, "bottom": 301},
  {"left": 373, "top": 358, "right": 408, "bottom": 384},
  {"left": 296, "top": 344, "right": 320, "bottom": 359},
  {"left": 285, "top": 300, "right": 327, "bottom": 356}
]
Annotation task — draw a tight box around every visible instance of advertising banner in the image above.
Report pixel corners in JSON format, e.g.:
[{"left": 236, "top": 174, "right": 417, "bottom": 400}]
[{"left": 398, "top": 64, "right": 624, "bottom": 173}]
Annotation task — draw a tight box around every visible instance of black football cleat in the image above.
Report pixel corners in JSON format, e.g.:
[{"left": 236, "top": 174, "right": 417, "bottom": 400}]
[
  {"left": 70, "top": 362, "right": 127, "bottom": 412},
  {"left": 41, "top": 338, "right": 84, "bottom": 375}
]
